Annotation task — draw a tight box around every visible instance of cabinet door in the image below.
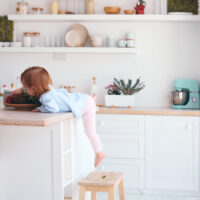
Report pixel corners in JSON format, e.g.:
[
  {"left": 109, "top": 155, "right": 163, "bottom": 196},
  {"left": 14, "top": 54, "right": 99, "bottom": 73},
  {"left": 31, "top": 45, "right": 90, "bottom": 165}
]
[{"left": 145, "top": 116, "right": 200, "bottom": 191}]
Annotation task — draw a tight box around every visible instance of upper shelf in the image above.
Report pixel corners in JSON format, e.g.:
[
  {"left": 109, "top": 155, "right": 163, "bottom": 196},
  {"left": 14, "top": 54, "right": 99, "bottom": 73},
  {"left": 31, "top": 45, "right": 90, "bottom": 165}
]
[{"left": 8, "top": 14, "right": 200, "bottom": 22}]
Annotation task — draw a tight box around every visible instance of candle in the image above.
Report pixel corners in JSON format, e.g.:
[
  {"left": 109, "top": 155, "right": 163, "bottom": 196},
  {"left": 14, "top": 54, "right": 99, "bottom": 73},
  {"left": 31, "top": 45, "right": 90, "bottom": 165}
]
[
  {"left": 50, "top": 2, "right": 59, "bottom": 14},
  {"left": 86, "top": 0, "right": 95, "bottom": 14}
]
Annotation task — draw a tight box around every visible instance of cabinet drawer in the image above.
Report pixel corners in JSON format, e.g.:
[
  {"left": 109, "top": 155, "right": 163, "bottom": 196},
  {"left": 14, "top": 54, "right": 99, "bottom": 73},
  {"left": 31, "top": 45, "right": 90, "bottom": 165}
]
[
  {"left": 100, "top": 134, "right": 144, "bottom": 159},
  {"left": 96, "top": 114, "right": 144, "bottom": 134},
  {"left": 97, "top": 158, "right": 145, "bottom": 190}
]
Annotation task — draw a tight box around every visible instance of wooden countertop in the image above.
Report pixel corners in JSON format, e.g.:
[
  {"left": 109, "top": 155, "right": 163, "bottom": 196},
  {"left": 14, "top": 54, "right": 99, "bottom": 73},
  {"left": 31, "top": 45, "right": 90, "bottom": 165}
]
[
  {"left": 0, "top": 108, "right": 74, "bottom": 127},
  {"left": 97, "top": 107, "right": 200, "bottom": 116}
]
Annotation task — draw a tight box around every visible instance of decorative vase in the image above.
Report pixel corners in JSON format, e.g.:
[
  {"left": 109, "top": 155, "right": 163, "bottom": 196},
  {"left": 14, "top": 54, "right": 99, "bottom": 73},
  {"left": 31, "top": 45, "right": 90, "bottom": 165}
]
[
  {"left": 135, "top": 5, "right": 145, "bottom": 14},
  {"left": 105, "top": 95, "right": 135, "bottom": 107}
]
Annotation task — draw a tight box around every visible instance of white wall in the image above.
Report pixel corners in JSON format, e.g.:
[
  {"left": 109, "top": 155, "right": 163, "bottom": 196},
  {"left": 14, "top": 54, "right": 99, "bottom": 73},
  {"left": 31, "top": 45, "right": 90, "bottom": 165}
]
[{"left": 0, "top": 0, "right": 200, "bottom": 107}]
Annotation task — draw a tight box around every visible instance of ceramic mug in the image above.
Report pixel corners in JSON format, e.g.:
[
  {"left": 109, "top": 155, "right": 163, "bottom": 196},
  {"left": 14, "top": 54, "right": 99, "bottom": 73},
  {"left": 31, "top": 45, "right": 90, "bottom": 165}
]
[
  {"left": 126, "top": 40, "right": 135, "bottom": 48},
  {"left": 126, "top": 32, "right": 135, "bottom": 40},
  {"left": 118, "top": 39, "right": 127, "bottom": 48}
]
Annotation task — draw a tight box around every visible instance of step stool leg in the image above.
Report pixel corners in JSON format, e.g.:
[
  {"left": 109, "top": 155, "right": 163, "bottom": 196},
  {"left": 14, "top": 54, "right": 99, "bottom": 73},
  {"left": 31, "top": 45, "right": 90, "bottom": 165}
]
[
  {"left": 108, "top": 187, "right": 115, "bottom": 200},
  {"left": 91, "top": 191, "right": 96, "bottom": 200},
  {"left": 118, "top": 178, "right": 125, "bottom": 200},
  {"left": 79, "top": 186, "right": 86, "bottom": 200}
]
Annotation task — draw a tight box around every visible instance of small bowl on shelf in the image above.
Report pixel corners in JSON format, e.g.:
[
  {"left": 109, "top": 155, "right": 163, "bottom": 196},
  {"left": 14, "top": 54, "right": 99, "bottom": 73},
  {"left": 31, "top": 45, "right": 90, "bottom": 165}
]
[
  {"left": 104, "top": 7, "right": 121, "bottom": 14},
  {"left": 124, "top": 10, "right": 134, "bottom": 14}
]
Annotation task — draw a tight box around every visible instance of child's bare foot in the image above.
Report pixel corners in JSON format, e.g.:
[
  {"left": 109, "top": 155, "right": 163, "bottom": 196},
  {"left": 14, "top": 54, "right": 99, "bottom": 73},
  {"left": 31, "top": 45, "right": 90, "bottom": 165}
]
[{"left": 94, "top": 151, "right": 106, "bottom": 167}]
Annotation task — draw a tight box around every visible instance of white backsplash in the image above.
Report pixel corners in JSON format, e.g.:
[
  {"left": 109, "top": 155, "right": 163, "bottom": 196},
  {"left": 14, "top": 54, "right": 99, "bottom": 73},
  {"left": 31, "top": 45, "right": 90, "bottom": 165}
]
[{"left": 0, "top": 0, "right": 200, "bottom": 107}]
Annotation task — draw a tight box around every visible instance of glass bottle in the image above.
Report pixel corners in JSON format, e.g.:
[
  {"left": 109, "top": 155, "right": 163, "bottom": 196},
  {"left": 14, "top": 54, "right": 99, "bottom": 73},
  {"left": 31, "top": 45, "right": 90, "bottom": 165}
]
[
  {"left": 85, "top": 0, "right": 95, "bottom": 14},
  {"left": 23, "top": 32, "right": 32, "bottom": 47},
  {"left": 50, "top": 0, "right": 59, "bottom": 14},
  {"left": 31, "top": 32, "right": 40, "bottom": 47},
  {"left": 90, "top": 77, "right": 97, "bottom": 102}
]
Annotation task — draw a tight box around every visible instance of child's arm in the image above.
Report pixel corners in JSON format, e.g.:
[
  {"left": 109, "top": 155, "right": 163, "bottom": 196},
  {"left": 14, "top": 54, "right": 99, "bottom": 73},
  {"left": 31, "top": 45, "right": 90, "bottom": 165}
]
[
  {"left": 38, "top": 97, "right": 59, "bottom": 113},
  {"left": 12, "top": 87, "right": 24, "bottom": 94}
]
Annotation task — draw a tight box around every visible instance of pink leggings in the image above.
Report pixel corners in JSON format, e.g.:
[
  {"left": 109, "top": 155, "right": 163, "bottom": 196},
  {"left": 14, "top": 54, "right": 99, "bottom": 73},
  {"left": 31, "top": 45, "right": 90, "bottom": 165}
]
[{"left": 82, "top": 95, "right": 102, "bottom": 153}]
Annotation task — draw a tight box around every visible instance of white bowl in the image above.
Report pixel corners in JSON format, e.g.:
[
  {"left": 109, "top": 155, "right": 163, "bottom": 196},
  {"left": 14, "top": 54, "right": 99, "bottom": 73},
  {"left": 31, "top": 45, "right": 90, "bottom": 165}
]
[
  {"left": 11, "top": 42, "right": 23, "bottom": 47},
  {"left": 2, "top": 42, "right": 10, "bottom": 47},
  {"left": 90, "top": 36, "right": 104, "bottom": 47}
]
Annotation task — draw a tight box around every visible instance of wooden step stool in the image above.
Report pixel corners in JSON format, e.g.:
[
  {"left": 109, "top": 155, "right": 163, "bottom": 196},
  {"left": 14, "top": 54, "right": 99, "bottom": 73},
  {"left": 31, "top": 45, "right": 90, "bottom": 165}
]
[{"left": 78, "top": 172, "right": 125, "bottom": 200}]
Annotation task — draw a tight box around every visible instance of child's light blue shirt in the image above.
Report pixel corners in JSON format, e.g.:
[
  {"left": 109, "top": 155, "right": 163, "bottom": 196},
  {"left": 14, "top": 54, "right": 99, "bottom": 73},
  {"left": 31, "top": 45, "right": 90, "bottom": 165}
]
[{"left": 38, "top": 86, "right": 87, "bottom": 118}]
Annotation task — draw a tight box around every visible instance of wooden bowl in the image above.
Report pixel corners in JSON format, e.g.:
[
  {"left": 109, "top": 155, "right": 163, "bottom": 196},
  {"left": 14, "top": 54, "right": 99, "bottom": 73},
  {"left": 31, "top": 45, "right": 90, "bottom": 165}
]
[
  {"left": 104, "top": 7, "right": 121, "bottom": 14},
  {"left": 124, "top": 10, "right": 134, "bottom": 14}
]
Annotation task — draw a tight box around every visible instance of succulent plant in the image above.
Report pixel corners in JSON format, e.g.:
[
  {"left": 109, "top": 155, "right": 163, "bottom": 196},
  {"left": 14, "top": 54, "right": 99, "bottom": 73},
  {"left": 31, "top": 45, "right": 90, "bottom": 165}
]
[
  {"left": 106, "top": 78, "right": 145, "bottom": 95},
  {"left": 138, "top": 0, "right": 146, "bottom": 6}
]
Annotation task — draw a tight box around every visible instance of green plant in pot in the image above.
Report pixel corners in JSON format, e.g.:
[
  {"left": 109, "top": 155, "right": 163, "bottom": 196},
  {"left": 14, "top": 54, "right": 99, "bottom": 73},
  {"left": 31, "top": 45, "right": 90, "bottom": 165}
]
[{"left": 105, "top": 78, "right": 145, "bottom": 107}]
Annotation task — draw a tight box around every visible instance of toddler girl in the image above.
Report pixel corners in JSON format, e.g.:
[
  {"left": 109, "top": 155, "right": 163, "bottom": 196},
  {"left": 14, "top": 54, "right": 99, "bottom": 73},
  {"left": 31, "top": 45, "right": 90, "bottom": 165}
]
[{"left": 13, "top": 66, "right": 105, "bottom": 167}]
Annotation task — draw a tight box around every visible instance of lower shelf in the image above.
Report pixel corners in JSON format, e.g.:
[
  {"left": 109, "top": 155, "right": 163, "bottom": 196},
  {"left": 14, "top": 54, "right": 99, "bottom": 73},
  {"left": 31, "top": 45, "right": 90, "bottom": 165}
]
[{"left": 0, "top": 47, "right": 137, "bottom": 54}]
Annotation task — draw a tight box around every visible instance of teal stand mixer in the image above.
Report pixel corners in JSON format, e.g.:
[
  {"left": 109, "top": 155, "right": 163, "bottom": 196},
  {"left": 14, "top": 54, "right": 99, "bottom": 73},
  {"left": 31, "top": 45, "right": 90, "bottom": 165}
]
[{"left": 171, "top": 79, "right": 200, "bottom": 109}]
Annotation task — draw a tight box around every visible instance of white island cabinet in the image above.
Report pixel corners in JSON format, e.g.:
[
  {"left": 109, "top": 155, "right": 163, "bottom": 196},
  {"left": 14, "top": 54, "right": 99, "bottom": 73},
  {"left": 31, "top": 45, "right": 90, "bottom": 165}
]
[
  {"left": 0, "top": 109, "right": 94, "bottom": 200},
  {"left": 96, "top": 109, "right": 200, "bottom": 198}
]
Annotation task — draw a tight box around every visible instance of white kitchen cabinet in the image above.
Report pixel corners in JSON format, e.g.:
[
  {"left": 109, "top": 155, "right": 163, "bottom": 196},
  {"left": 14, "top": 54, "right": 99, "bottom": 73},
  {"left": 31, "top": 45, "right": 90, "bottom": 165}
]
[
  {"left": 97, "top": 113, "right": 200, "bottom": 197},
  {"left": 0, "top": 117, "right": 94, "bottom": 200},
  {"left": 97, "top": 158, "right": 145, "bottom": 190},
  {"left": 145, "top": 116, "right": 200, "bottom": 191}
]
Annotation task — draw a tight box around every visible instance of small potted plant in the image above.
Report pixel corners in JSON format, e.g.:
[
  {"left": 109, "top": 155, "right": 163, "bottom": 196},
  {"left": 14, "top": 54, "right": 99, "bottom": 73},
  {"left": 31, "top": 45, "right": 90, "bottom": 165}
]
[
  {"left": 135, "top": 0, "right": 146, "bottom": 14},
  {"left": 105, "top": 78, "right": 145, "bottom": 107}
]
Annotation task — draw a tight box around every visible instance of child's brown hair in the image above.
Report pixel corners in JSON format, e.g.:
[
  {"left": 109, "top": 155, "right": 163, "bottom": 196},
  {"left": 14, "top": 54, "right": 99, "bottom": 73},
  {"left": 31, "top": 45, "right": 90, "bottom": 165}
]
[{"left": 21, "top": 66, "right": 52, "bottom": 98}]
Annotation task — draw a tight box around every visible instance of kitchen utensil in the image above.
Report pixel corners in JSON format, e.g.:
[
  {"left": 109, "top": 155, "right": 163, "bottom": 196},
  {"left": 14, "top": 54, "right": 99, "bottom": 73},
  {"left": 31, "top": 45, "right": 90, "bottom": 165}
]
[
  {"left": 104, "top": 7, "right": 121, "bottom": 14},
  {"left": 65, "top": 24, "right": 89, "bottom": 47},
  {"left": 90, "top": 35, "right": 103, "bottom": 47},
  {"left": 124, "top": 10, "right": 134, "bottom": 14},
  {"left": 170, "top": 79, "right": 200, "bottom": 109}
]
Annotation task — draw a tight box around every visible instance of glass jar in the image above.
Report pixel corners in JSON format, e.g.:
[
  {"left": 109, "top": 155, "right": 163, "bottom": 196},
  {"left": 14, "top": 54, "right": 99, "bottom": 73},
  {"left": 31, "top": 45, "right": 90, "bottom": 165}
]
[
  {"left": 31, "top": 32, "right": 40, "bottom": 47},
  {"left": 31, "top": 7, "right": 44, "bottom": 14},
  {"left": 85, "top": 0, "right": 95, "bottom": 14},
  {"left": 50, "top": 0, "right": 59, "bottom": 14},
  {"left": 23, "top": 32, "right": 32, "bottom": 47},
  {"left": 16, "top": 1, "right": 29, "bottom": 15},
  {"left": 58, "top": 0, "right": 66, "bottom": 14}
]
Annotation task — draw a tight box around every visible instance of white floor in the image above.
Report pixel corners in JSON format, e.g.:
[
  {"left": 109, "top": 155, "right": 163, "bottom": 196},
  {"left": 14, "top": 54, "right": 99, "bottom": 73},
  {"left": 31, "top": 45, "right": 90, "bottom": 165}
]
[{"left": 97, "top": 193, "right": 200, "bottom": 200}]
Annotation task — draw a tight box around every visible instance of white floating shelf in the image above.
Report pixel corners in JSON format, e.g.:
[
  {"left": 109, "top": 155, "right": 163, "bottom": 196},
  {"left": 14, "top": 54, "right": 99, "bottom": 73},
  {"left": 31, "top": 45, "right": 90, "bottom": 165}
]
[
  {"left": 0, "top": 47, "right": 137, "bottom": 54},
  {"left": 8, "top": 14, "right": 200, "bottom": 22},
  {"left": 63, "top": 179, "right": 72, "bottom": 189}
]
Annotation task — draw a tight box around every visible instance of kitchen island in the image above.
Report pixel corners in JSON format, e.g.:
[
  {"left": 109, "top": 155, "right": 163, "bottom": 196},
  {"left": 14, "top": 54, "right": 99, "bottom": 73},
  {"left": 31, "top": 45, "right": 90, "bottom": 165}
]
[{"left": 0, "top": 109, "right": 94, "bottom": 200}]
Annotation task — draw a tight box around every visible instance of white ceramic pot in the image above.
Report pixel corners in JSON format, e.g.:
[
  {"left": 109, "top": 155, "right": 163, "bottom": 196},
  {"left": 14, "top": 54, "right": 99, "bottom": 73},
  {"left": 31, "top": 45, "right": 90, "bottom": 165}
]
[
  {"left": 105, "top": 95, "right": 135, "bottom": 107},
  {"left": 90, "top": 35, "right": 103, "bottom": 47}
]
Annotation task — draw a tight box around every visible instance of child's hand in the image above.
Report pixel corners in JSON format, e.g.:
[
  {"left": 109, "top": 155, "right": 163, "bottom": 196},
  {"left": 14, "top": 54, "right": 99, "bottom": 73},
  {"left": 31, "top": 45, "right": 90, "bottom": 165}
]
[
  {"left": 12, "top": 87, "right": 23, "bottom": 94},
  {"left": 32, "top": 108, "right": 40, "bottom": 112}
]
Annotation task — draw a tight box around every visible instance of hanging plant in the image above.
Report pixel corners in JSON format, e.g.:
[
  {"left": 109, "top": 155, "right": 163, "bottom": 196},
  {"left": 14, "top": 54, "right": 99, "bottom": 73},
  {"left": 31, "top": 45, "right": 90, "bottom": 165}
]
[
  {"left": 0, "top": 16, "right": 14, "bottom": 42},
  {"left": 168, "top": 0, "right": 199, "bottom": 14}
]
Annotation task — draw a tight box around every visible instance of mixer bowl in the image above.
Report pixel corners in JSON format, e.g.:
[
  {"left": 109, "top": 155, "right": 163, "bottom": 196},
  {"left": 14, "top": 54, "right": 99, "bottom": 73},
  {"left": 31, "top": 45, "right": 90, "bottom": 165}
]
[{"left": 170, "top": 90, "right": 189, "bottom": 105}]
